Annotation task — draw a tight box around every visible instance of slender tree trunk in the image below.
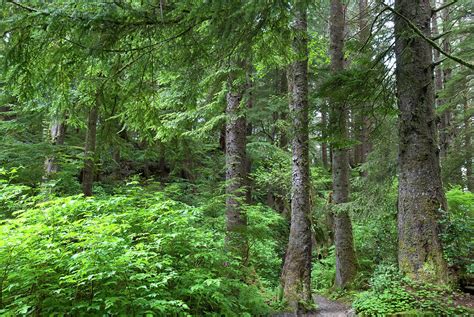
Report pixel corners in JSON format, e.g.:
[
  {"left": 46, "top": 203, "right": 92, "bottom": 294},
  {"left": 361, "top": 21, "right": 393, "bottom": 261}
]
[
  {"left": 464, "top": 97, "right": 473, "bottom": 191},
  {"left": 44, "top": 118, "right": 66, "bottom": 178},
  {"left": 329, "top": 0, "right": 357, "bottom": 288},
  {"left": 245, "top": 72, "right": 253, "bottom": 203},
  {"left": 439, "top": 1, "right": 452, "bottom": 159},
  {"left": 394, "top": 0, "right": 448, "bottom": 283},
  {"left": 359, "top": 0, "right": 372, "bottom": 169},
  {"left": 225, "top": 71, "right": 249, "bottom": 263},
  {"left": 279, "top": 70, "right": 289, "bottom": 149},
  {"left": 321, "top": 102, "right": 329, "bottom": 169},
  {"left": 281, "top": 0, "right": 312, "bottom": 311},
  {"left": 82, "top": 94, "right": 100, "bottom": 197}
]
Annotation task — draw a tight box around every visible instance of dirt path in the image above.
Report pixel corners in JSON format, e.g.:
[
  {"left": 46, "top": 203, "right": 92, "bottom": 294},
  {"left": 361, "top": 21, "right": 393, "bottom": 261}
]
[
  {"left": 313, "top": 295, "right": 353, "bottom": 317},
  {"left": 272, "top": 295, "right": 353, "bottom": 317}
]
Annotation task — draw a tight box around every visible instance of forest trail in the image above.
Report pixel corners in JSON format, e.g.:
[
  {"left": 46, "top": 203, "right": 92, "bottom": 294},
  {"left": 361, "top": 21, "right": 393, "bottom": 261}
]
[
  {"left": 272, "top": 295, "right": 353, "bottom": 316},
  {"left": 313, "top": 295, "right": 353, "bottom": 317}
]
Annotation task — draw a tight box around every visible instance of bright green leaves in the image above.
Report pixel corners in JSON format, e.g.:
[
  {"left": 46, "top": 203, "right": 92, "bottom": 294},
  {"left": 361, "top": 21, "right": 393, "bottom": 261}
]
[{"left": 0, "top": 184, "right": 278, "bottom": 315}]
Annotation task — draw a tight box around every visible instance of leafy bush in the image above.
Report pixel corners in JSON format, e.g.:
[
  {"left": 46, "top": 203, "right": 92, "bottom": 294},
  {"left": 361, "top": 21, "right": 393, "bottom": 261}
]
[
  {"left": 353, "top": 264, "right": 472, "bottom": 316},
  {"left": 441, "top": 188, "right": 474, "bottom": 276},
  {"left": 311, "top": 246, "right": 336, "bottom": 292},
  {"left": 0, "top": 185, "right": 275, "bottom": 316},
  {"left": 0, "top": 167, "right": 36, "bottom": 218}
]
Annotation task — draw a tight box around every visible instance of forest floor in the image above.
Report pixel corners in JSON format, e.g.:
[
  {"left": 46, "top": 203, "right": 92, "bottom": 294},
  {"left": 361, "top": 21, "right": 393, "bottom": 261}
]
[
  {"left": 272, "top": 295, "right": 353, "bottom": 316},
  {"left": 313, "top": 295, "right": 353, "bottom": 316}
]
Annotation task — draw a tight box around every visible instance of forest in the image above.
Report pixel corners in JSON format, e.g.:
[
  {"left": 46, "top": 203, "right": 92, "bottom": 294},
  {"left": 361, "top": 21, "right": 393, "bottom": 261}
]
[{"left": 0, "top": 0, "right": 473, "bottom": 316}]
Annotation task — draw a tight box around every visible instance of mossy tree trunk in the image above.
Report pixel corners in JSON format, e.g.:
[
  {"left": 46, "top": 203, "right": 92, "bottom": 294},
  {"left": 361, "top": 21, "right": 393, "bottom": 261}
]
[
  {"left": 394, "top": 0, "right": 448, "bottom": 284},
  {"left": 225, "top": 70, "right": 249, "bottom": 264},
  {"left": 281, "top": 0, "right": 312, "bottom": 312},
  {"left": 329, "top": 0, "right": 357, "bottom": 288}
]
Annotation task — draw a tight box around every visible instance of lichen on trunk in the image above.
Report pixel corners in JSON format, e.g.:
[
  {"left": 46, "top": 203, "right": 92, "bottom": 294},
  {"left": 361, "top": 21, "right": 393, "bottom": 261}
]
[
  {"left": 394, "top": 0, "right": 448, "bottom": 284},
  {"left": 281, "top": 0, "right": 312, "bottom": 312}
]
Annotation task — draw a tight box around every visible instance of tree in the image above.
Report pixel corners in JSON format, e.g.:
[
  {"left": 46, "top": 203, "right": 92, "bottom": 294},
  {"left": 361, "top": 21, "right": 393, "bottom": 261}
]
[
  {"left": 44, "top": 118, "right": 66, "bottom": 179},
  {"left": 225, "top": 66, "right": 249, "bottom": 263},
  {"left": 394, "top": 0, "right": 448, "bottom": 283},
  {"left": 82, "top": 94, "right": 100, "bottom": 197},
  {"left": 281, "top": 0, "right": 312, "bottom": 311},
  {"left": 328, "top": 0, "right": 357, "bottom": 288}
]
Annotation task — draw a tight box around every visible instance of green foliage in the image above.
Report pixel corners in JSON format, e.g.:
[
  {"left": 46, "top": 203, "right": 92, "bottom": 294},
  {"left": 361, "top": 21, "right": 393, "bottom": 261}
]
[
  {"left": 440, "top": 188, "right": 474, "bottom": 275},
  {"left": 353, "top": 265, "right": 472, "bottom": 316},
  {"left": 0, "top": 167, "right": 36, "bottom": 218},
  {"left": 311, "top": 246, "right": 336, "bottom": 292},
  {"left": 0, "top": 184, "right": 279, "bottom": 316}
]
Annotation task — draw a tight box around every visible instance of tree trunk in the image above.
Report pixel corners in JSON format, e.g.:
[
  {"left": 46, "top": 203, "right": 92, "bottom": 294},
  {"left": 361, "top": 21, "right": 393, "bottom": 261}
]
[
  {"left": 44, "top": 118, "right": 66, "bottom": 178},
  {"left": 281, "top": 0, "right": 312, "bottom": 312},
  {"left": 225, "top": 72, "right": 249, "bottom": 263},
  {"left": 464, "top": 97, "right": 473, "bottom": 191},
  {"left": 329, "top": 0, "right": 357, "bottom": 288},
  {"left": 357, "top": 0, "right": 372, "bottom": 175},
  {"left": 360, "top": 0, "right": 372, "bottom": 168},
  {"left": 439, "top": 1, "right": 452, "bottom": 159},
  {"left": 321, "top": 102, "right": 329, "bottom": 169},
  {"left": 279, "top": 70, "right": 289, "bottom": 149},
  {"left": 394, "top": 0, "right": 448, "bottom": 284},
  {"left": 82, "top": 95, "right": 100, "bottom": 197}
]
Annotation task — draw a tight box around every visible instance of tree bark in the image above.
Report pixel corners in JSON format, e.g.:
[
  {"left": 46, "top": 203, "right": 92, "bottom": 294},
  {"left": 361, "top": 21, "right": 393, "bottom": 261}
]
[
  {"left": 394, "top": 0, "right": 448, "bottom": 283},
  {"left": 225, "top": 71, "right": 249, "bottom": 263},
  {"left": 44, "top": 118, "right": 66, "bottom": 178},
  {"left": 360, "top": 0, "right": 372, "bottom": 168},
  {"left": 439, "top": 0, "right": 452, "bottom": 158},
  {"left": 464, "top": 97, "right": 473, "bottom": 191},
  {"left": 321, "top": 102, "right": 329, "bottom": 169},
  {"left": 329, "top": 0, "right": 358, "bottom": 288},
  {"left": 281, "top": 0, "right": 312, "bottom": 311},
  {"left": 357, "top": 0, "right": 372, "bottom": 174},
  {"left": 82, "top": 94, "right": 100, "bottom": 197}
]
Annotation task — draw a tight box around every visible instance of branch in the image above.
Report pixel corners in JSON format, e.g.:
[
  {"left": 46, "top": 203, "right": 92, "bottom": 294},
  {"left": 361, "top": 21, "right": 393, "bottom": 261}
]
[
  {"left": 6, "top": 0, "right": 43, "bottom": 14},
  {"left": 384, "top": 4, "right": 474, "bottom": 70},
  {"left": 431, "top": 0, "right": 458, "bottom": 16},
  {"left": 359, "top": 7, "right": 390, "bottom": 52},
  {"left": 431, "top": 30, "right": 452, "bottom": 42},
  {"left": 433, "top": 57, "right": 447, "bottom": 68}
]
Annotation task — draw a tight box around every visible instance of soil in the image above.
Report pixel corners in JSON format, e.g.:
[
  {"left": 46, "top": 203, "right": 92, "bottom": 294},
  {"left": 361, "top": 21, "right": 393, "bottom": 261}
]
[{"left": 271, "top": 295, "right": 354, "bottom": 317}]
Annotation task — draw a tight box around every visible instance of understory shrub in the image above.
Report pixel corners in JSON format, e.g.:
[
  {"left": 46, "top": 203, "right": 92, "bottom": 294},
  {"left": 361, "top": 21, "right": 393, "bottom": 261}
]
[
  {"left": 0, "top": 184, "right": 276, "bottom": 316},
  {"left": 353, "top": 264, "right": 472, "bottom": 316},
  {"left": 441, "top": 188, "right": 474, "bottom": 277}
]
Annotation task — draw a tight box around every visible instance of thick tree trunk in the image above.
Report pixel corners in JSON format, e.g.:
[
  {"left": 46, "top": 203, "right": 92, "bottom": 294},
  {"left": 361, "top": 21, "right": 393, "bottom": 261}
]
[
  {"left": 44, "top": 119, "right": 66, "bottom": 178},
  {"left": 225, "top": 73, "right": 249, "bottom": 263},
  {"left": 394, "top": 0, "right": 448, "bottom": 283},
  {"left": 329, "top": 0, "right": 357, "bottom": 288},
  {"left": 82, "top": 96, "right": 100, "bottom": 197},
  {"left": 281, "top": 1, "right": 312, "bottom": 311}
]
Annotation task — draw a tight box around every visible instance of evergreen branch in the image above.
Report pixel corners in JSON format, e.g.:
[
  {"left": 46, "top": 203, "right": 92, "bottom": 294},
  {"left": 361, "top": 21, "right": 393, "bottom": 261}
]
[
  {"left": 431, "top": 0, "right": 458, "bottom": 16},
  {"left": 383, "top": 4, "right": 474, "bottom": 70},
  {"left": 431, "top": 31, "right": 452, "bottom": 42},
  {"left": 433, "top": 57, "right": 447, "bottom": 68},
  {"left": 359, "top": 7, "right": 390, "bottom": 52},
  {"left": 6, "top": 0, "right": 43, "bottom": 14}
]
